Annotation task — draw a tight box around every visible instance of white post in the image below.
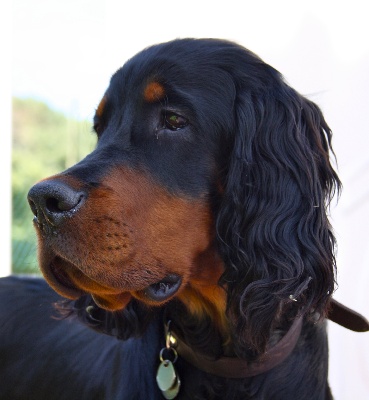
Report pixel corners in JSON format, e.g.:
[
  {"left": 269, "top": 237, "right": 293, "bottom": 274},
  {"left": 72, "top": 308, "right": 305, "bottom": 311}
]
[{"left": 0, "top": 1, "right": 12, "bottom": 276}]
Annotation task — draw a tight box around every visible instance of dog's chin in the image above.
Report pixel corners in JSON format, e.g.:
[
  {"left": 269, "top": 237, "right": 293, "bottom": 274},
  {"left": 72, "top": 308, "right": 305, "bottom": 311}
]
[
  {"left": 91, "top": 292, "right": 133, "bottom": 311},
  {"left": 92, "top": 275, "right": 182, "bottom": 310},
  {"left": 43, "top": 257, "right": 182, "bottom": 310}
]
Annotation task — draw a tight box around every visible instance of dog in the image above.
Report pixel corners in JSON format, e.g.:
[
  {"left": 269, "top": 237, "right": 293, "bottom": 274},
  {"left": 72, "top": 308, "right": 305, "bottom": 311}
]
[{"left": 2, "top": 38, "right": 366, "bottom": 399}]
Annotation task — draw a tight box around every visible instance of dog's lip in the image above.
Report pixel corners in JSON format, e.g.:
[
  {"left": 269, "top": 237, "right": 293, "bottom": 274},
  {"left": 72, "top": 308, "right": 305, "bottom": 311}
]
[
  {"left": 139, "top": 273, "right": 182, "bottom": 302},
  {"left": 47, "top": 257, "right": 85, "bottom": 299},
  {"left": 47, "top": 257, "right": 182, "bottom": 307},
  {"left": 48, "top": 257, "right": 123, "bottom": 299},
  {"left": 47, "top": 258, "right": 133, "bottom": 311}
]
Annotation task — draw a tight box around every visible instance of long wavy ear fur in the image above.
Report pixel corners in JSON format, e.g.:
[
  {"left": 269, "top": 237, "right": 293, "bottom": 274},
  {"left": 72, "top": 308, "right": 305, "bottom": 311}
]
[{"left": 217, "top": 58, "right": 341, "bottom": 355}]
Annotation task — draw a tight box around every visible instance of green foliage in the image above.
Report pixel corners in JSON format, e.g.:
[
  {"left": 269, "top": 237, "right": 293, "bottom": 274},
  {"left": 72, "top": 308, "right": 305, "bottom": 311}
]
[{"left": 12, "top": 97, "right": 96, "bottom": 274}]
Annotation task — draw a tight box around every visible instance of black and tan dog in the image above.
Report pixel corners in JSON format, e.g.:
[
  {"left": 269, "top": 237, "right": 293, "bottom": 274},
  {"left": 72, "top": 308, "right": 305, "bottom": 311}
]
[{"left": 1, "top": 39, "right": 368, "bottom": 399}]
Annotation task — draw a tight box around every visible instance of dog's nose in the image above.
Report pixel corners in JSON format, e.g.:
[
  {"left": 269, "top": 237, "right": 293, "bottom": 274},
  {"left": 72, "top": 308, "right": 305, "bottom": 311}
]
[{"left": 28, "top": 180, "right": 86, "bottom": 228}]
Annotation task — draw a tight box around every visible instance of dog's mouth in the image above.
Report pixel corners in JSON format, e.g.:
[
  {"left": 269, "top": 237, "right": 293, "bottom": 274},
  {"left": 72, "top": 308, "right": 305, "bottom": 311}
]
[{"left": 46, "top": 257, "right": 182, "bottom": 310}]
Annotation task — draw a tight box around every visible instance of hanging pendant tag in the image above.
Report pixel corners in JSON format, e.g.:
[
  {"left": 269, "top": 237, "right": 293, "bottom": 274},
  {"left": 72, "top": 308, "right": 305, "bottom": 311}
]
[
  {"left": 156, "top": 360, "right": 177, "bottom": 392},
  {"left": 162, "top": 375, "right": 181, "bottom": 399},
  {"left": 156, "top": 359, "right": 181, "bottom": 399},
  {"left": 156, "top": 321, "right": 181, "bottom": 399}
]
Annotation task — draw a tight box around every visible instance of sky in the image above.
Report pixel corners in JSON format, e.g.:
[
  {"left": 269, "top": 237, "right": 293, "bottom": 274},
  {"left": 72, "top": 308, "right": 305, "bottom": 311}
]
[
  {"left": 11, "top": 0, "right": 369, "bottom": 121},
  {"left": 4, "top": 0, "right": 369, "bottom": 397}
]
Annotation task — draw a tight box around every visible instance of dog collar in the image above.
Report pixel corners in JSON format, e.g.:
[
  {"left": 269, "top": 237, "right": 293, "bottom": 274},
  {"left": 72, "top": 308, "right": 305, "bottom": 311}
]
[
  {"left": 160, "top": 299, "right": 368, "bottom": 381},
  {"left": 167, "top": 315, "right": 303, "bottom": 379},
  {"left": 329, "top": 299, "right": 369, "bottom": 332}
]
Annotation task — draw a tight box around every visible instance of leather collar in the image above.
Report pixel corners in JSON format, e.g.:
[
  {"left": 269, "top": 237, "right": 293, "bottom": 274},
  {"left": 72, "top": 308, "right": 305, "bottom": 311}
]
[
  {"left": 328, "top": 299, "right": 369, "bottom": 332},
  {"left": 169, "top": 299, "right": 368, "bottom": 379},
  {"left": 172, "top": 315, "right": 303, "bottom": 379}
]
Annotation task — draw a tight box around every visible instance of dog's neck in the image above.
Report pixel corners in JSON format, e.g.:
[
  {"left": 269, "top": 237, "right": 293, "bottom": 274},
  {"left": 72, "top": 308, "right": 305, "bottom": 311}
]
[
  {"left": 178, "top": 285, "right": 228, "bottom": 333},
  {"left": 164, "top": 287, "right": 304, "bottom": 381},
  {"left": 176, "top": 247, "right": 230, "bottom": 341},
  {"left": 173, "top": 280, "right": 299, "bottom": 361},
  {"left": 172, "top": 285, "right": 229, "bottom": 358}
]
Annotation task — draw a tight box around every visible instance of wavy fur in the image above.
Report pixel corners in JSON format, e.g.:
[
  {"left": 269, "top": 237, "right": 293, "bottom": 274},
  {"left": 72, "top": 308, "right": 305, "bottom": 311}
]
[{"left": 1, "top": 39, "right": 342, "bottom": 400}]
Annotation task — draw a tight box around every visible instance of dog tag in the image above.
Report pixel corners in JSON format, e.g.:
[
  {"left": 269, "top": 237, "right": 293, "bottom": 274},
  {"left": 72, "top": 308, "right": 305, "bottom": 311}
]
[
  {"left": 156, "top": 360, "right": 177, "bottom": 392},
  {"left": 162, "top": 375, "right": 181, "bottom": 400},
  {"left": 157, "top": 323, "right": 181, "bottom": 398}
]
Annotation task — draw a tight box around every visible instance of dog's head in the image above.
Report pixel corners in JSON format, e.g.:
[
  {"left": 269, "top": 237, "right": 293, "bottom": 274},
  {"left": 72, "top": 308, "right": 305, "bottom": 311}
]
[{"left": 28, "top": 39, "right": 340, "bottom": 351}]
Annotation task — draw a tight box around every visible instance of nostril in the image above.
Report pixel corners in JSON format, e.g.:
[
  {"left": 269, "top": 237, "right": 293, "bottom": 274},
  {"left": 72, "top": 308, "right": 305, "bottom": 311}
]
[
  {"left": 45, "top": 193, "right": 84, "bottom": 213},
  {"left": 45, "top": 197, "right": 60, "bottom": 213}
]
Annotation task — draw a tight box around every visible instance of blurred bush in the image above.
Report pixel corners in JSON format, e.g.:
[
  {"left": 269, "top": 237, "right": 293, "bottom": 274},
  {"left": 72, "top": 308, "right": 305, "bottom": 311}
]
[{"left": 12, "top": 98, "right": 95, "bottom": 274}]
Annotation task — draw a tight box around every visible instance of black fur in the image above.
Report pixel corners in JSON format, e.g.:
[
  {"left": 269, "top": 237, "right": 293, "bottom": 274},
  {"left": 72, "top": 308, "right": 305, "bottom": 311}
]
[{"left": 1, "top": 39, "right": 341, "bottom": 399}]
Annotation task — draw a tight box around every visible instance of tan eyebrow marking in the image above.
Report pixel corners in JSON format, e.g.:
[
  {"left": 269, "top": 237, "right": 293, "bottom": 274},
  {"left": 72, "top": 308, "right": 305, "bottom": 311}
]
[
  {"left": 143, "top": 81, "right": 165, "bottom": 103},
  {"left": 96, "top": 95, "right": 107, "bottom": 117}
]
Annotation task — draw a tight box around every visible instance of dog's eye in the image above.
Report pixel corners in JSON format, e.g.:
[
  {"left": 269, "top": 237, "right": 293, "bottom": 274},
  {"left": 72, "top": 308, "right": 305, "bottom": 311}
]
[
  {"left": 93, "top": 115, "right": 103, "bottom": 136},
  {"left": 93, "top": 122, "right": 100, "bottom": 134},
  {"left": 163, "top": 112, "right": 188, "bottom": 131}
]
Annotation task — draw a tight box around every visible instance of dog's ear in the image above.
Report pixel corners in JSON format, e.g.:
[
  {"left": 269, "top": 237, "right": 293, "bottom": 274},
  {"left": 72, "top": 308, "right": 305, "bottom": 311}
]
[{"left": 217, "top": 68, "right": 341, "bottom": 354}]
